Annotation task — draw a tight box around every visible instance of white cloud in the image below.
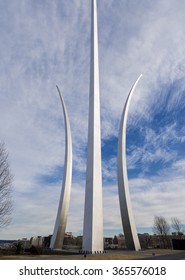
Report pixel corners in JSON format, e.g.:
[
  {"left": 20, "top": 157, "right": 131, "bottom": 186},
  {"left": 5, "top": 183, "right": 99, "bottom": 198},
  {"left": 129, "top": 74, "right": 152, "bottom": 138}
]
[
  {"left": 127, "top": 124, "right": 181, "bottom": 172},
  {"left": 130, "top": 159, "right": 185, "bottom": 228}
]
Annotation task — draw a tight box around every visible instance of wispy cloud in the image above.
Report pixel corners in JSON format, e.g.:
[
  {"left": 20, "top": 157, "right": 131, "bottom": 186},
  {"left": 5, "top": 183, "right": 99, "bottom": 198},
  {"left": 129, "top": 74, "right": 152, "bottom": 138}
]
[{"left": 130, "top": 158, "right": 185, "bottom": 228}]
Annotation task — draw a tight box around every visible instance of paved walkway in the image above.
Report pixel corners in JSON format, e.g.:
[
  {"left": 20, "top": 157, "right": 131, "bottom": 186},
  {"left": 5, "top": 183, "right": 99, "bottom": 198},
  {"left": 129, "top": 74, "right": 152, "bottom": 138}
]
[
  {"left": 1, "top": 249, "right": 185, "bottom": 260},
  {"left": 140, "top": 251, "right": 185, "bottom": 260}
]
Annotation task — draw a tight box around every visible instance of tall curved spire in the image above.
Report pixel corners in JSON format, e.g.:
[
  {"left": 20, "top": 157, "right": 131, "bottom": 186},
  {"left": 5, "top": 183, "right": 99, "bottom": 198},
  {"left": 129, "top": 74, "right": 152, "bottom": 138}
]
[
  {"left": 118, "top": 74, "right": 142, "bottom": 251},
  {"left": 50, "top": 86, "right": 72, "bottom": 249}
]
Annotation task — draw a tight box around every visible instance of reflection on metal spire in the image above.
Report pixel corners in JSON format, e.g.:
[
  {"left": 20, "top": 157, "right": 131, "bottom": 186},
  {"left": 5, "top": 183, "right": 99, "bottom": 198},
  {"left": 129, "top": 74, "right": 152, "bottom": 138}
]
[
  {"left": 118, "top": 75, "right": 142, "bottom": 251},
  {"left": 50, "top": 86, "right": 72, "bottom": 249},
  {"left": 82, "top": 0, "right": 104, "bottom": 253}
]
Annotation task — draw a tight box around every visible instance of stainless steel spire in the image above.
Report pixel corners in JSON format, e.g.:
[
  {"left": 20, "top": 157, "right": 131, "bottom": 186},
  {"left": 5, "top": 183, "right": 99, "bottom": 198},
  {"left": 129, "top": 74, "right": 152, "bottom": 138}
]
[
  {"left": 50, "top": 86, "right": 72, "bottom": 249},
  {"left": 82, "top": 0, "right": 103, "bottom": 253},
  {"left": 118, "top": 75, "right": 142, "bottom": 251}
]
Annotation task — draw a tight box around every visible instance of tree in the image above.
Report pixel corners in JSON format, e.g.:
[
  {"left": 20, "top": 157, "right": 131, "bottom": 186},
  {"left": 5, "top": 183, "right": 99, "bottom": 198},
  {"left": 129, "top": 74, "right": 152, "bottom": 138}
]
[
  {"left": 0, "top": 142, "right": 13, "bottom": 228},
  {"left": 153, "top": 216, "right": 171, "bottom": 248},
  {"left": 171, "top": 217, "right": 184, "bottom": 238}
]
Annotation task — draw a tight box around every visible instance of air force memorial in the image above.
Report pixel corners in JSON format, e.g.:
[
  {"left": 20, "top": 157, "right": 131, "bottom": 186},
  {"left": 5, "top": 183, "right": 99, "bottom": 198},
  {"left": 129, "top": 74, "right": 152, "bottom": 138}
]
[{"left": 50, "top": 0, "right": 142, "bottom": 252}]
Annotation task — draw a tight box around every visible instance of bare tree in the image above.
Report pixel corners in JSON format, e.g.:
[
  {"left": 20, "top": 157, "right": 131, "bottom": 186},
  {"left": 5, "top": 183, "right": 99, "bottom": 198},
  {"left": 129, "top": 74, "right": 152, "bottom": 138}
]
[
  {"left": 0, "top": 142, "right": 13, "bottom": 228},
  {"left": 153, "top": 216, "right": 171, "bottom": 248},
  {"left": 171, "top": 217, "right": 184, "bottom": 238}
]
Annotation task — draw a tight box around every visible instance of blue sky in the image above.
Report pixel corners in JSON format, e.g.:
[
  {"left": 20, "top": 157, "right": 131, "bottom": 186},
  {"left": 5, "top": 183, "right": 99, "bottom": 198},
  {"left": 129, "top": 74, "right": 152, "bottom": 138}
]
[{"left": 0, "top": 0, "right": 185, "bottom": 239}]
